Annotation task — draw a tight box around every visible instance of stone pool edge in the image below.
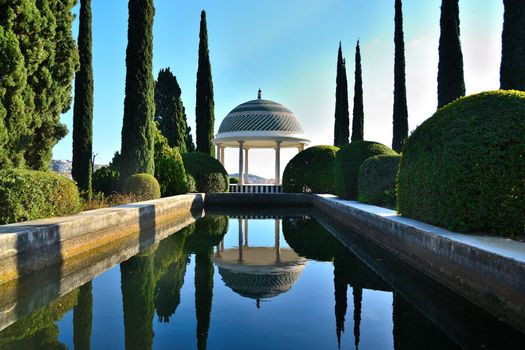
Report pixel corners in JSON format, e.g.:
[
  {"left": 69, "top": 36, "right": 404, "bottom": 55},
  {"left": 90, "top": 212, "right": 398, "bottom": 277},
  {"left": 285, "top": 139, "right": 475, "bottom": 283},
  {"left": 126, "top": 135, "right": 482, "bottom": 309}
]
[
  {"left": 311, "top": 194, "right": 525, "bottom": 334},
  {"left": 0, "top": 193, "right": 205, "bottom": 284}
]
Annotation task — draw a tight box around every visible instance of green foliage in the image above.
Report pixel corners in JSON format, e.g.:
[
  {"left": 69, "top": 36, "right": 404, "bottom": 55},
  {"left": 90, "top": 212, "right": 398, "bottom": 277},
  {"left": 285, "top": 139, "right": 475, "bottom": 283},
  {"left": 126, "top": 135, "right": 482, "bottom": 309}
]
[
  {"left": 437, "top": 0, "right": 465, "bottom": 108},
  {"left": 182, "top": 152, "right": 228, "bottom": 193},
  {"left": 92, "top": 166, "right": 119, "bottom": 196},
  {"left": 154, "top": 126, "right": 189, "bottom": 196},
  {"left": 73, "top": 282, "right": 92, "bottom": 350},
  {"left": 282, "top": 145, "right": 339, "bottom": 194},
  {"left": 351, "top": 40, "right": 364, "bottom": 141},
  {"left": 334, "top": 43, "right": 349, "bottom": 147},
  {"left": 397, "top": 91, "right": 525, "bottom": 236},
  {"left": 0, "top": 169, "right": 80, "bottom": 224},
  {"left": 123, "top": 173, "right": 161, "bottom": 200},
  {"left": 392, "top": 0, "right": 409, "bottom": 152},
  {"left": 72, "top": 0, "right": 93, "bottom": 198},
  {"left": 229, "top": 177, "right": 239, "bottom": 184},
  {"left": 186, "top": 174, "right": 197, "bottom": 193},
  {"left": 195, "top": 10, "right": 215, "bottom": 157},
  {"left": 184, "top": 215, "right": 228, "bottom": 254},
  {"left": 500, "top": 0, "right": 525, "bottom": 91},
  {"left": 120, "top": 0, "right": 155, "bottom": 182},
  {"left": 282, "top": 216, "right": 339, "bottom": 262},
  {"left": 0, "top": 0, "right": 79, "bottom": 170},
  {"left": 358, "top": 154, "right": 401, "bottom": 209},
  {"left": 155, "top": 68, "right": 194, "bottom": 153},
  {"left": 335, "top": 141, "right": 397, "bottom": 199}
]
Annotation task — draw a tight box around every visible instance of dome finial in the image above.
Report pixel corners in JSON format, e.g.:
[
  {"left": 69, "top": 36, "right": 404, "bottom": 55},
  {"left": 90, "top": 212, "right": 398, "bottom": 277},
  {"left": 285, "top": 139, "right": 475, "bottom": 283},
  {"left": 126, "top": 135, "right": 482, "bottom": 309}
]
[{"left": 258, "top": 88, "right": 262, "bottom": 100}]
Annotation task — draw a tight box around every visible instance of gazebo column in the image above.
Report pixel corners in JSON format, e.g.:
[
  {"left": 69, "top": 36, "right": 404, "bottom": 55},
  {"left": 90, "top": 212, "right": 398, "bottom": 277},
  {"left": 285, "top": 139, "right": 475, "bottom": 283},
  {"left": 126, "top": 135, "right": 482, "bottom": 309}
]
[
  {"left": 215, "top": 144, "right": 220, "bottom": 160},
  {"left": 298, "top": 143, "right": 305, "bottom": 153},
  {"left": 244, "top": 148, "right": 249, "bottom": 184},
  {"left": 220, "top": 146, "right": 225, "bottom": 165},
  {"left": 238, "top": 218, "right": 244, "bottom": 262},
  {"left": 244, "top": 219, "right": 249, "bottom": 247},
  {"left": 274, "top": 141, "right": 282, "bottom": 185},
  {"left": 238, "top": 141, "right": 245, "bottom": 185},
  {"left": 275, "top": 218, "right": 281, "bottom": 263}
]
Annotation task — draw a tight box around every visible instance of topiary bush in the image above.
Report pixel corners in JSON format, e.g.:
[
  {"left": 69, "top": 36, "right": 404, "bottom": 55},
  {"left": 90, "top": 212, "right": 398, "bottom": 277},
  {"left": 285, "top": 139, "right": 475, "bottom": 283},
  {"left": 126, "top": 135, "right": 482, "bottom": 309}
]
[
  {"left": 154, "top": 128, "right": 188, "bottom": 196},
  {"left": 282, "top": 145, "right": 339, "bottom": 194},
  {"left": 335, "top": 141, "right": 397, "bottom": 199},
  {"left": 182, "top": 152, "right": 228, "bottom": 193},
  {"left": 358, "top": 154, "right": 401, "bottom": 209},
  {"left": 92, "top": 166, "right": 120, "bottom": 195},
  {"left": 123, "top": 173, "right": 161, "bottom": 200},
  {"left": 397, "top": 90, "right": 525, "bottom": 236},
  {"left": 229, "top": 177, "right": 239, "bottom": 184},
  {"left": 0, "top": 169, "right": 80, "bottom": 224}
]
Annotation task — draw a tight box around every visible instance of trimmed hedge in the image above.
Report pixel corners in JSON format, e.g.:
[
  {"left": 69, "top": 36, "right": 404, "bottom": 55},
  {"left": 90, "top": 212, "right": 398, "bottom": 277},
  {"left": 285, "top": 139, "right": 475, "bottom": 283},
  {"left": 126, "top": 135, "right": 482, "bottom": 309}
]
[
  {"left": 92, "top": 166, "right": 120, "bottom": 195},
  {"left": 397, "top": 90, "right": 525, "bottom": 236},
  {"left": 123, "top": 173, "right": 161, "bottom": 200},
  {"left": 154, "top": 129, "right": 188, "bottom": 196},
  {"left": 0, "top": 169, "right": 80, "bottom": 224},
  {"left": 357, "top": 154, "right": 401, "bottom": 209},
  {"left": 182, "top": 152, "right": 228, "bottom": 193},
  {"left": 335, "top": 141, "right": 397, "bottom": 199},
  {"left": 229, "top": 177, "right": 239, "bottom": 184},
  {"left": 282, "top": 145, "right": 339, "bottom": 194}
]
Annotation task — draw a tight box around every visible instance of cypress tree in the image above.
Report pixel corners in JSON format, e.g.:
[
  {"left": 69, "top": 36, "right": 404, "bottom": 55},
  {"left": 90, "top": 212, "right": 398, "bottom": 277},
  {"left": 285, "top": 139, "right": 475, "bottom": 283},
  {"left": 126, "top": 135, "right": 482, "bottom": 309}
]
[
  {"left": 437, "top": 0, "right": 465, "bottom": 108},
  {"left": 155, "top": 68, "right": 194, "bottom": 153},
  {"left": 500, "top": 0, "right": 525, "bottom": 91},
  {"left": 0, "top": 0, "right": 78, "bottom": 170},
  {"left": 392, "top": 0, "right": 409, "bottom": 153},
  {"left": 334, "top": 42, "right": 350, "bottom": 147},
  {"left": 120, "top": 0, "right": 155, "bottom": 183},
  {"left": 72, "top": 0, "right": 94, "bottom": 198},
  {"left": 351, "top": 40, "right": 364, "bottom": 142},
  {"left": 195, "top": 10, "right": 215, "bottom": 157}
]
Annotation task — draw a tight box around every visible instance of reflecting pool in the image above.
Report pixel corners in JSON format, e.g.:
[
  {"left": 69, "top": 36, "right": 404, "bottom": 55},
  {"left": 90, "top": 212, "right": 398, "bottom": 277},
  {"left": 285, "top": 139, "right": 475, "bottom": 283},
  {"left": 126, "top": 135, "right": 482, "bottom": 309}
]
[{"left": 1, "top": 211, "right": 524, "bottom": 349}]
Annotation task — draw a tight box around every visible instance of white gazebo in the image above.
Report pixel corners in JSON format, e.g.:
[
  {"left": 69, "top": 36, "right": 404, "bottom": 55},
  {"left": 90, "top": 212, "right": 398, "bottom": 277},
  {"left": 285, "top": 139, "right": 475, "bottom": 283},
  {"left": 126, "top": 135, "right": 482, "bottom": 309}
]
[{"left": 213, "top": 90, "right": 310, "bottom": 189}]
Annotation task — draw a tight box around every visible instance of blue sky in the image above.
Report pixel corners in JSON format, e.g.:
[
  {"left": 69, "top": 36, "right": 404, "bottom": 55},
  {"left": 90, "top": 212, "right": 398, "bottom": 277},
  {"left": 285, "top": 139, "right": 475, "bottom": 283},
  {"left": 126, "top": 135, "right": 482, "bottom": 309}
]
[{"left": 53, "top": 0, "right": 504, "bottom": 179}]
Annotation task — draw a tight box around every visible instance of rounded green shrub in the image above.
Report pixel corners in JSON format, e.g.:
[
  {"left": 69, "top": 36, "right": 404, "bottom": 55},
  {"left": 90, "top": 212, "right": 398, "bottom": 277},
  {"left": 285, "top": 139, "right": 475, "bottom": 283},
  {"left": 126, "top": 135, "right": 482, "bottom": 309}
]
[
  {"left": 0, "top": 169, "right": 80, "bottom": 224},
  {"left": 282, "top": 145, "right": 339, "bottom": 194},
  {"left": 335, "top": 141, "right": 397, "bottom": 199},
  {"left": 357, "top": 154, "right": 401, "bottom": 209},
  {"left": 229, "top": 177, "right": 239, "bottom": 184},
  {"left": 92, "top": 166, "right": 120, "bottom": 195},
  {"left": 182, "top": 152, "right": 228, "bottom": 193},
  {"left": 397, "top": 90, "right": 525, "bottom": 236},
  {"left": 123, "top": 173, "right": 161, "bottom": 200},
  {"left": 155, "top": 145, "right": 188, "bottom": 197}
]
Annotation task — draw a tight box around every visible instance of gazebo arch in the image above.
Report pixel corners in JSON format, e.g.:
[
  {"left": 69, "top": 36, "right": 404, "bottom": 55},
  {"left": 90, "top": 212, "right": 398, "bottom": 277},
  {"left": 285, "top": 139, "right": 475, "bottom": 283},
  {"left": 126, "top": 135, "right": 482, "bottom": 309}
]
[{"left": 213, "top": 90, "right": 310, "bottom": 189}]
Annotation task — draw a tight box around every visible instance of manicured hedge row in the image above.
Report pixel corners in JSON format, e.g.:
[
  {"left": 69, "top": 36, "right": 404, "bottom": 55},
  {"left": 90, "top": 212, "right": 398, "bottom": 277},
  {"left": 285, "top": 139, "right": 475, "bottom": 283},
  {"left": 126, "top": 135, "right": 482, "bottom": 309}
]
[
  {"left": 397, "top": 90, "right": 525, "bottom": 236},
  {"left": 282, "top": 145, "right": 339, "bottom": 194},
  {"left": 335, "top": 141, "right": 397, "bottom": 199},
  {"left": 182, "top": 152, "right": 228, "bottom": 193},
  {"left": 0, "top": 169, "right": 80, "bottom": 224},
  {"left": 358, "top": 154, "right": 401, "bottom": 209}
]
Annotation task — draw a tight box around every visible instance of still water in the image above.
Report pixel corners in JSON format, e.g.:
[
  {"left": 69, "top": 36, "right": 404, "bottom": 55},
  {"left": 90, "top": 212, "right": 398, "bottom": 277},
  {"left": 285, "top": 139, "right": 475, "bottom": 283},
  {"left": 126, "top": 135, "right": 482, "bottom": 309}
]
[{"left": 1, "top": 211, "right": 524, "bottom": 349}]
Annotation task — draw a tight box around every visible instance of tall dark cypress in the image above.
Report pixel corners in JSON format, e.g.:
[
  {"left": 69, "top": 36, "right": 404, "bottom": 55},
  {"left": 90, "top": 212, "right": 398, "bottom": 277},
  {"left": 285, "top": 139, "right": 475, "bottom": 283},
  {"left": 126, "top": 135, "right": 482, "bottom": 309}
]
[
  {"left": 155, "top": 68, "right": 194, "bottom": 153},
  {"left": 334, "top": 42, "right": 350, "bottom": 147},
  {"left": 500, "top": 0, "right": 525, "bottom": 90},
  {"left": 437, "top": 0, "right": 465, "bottom": 108},
  {"left": 73, "top": 282, "right": 93, "bottom": 350},
  {"left": 351, "top": 41, "right": 364, "bottom": 141},
  {"left": 72, "top": 0, "right": 93, "bottom": 198},
  {"left": 120, "top": 0, "right": 155, "bottom": 182},
  {"left": 353, "top": 287, "right": 362, "bottom": 350},
  {"left": 195, "top": 251, "right": 213, "bottom": 350},
  {"left": 195, "top": 10, "right": 215, "bottom": 157},
  {"left": 392, "top": 0, "right": 409, "bottom": 153}
]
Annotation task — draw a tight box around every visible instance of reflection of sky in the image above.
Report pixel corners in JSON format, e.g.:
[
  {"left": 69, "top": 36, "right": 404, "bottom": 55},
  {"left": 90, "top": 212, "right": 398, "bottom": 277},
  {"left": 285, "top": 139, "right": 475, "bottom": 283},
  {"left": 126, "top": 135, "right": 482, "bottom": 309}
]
[{"left": 51, "top": 217, "right": 399, "bottom": 349}]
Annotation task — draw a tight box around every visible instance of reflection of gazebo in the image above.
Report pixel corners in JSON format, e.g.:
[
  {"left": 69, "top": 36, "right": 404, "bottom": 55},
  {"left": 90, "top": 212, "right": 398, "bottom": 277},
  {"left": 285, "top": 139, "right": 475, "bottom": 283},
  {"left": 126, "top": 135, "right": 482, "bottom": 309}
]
[
  {"left": 212, "top": 218, "right": 307, "bottom": 307},
  {"left": 213, "top": 90, "right": 310, "bottom": 186}
]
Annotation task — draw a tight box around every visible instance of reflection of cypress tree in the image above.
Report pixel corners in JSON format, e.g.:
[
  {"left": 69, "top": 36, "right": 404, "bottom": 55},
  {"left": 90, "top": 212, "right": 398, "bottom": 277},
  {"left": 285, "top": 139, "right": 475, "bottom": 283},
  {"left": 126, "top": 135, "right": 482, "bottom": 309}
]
[
  {"left": 334, "top": 256, "right": 348, "bottom": 349},
  {"left": 392, "top": 293, "right": 459, "bottom": 350},
  {"left": 195, "top": 251, "right": 214, "bottom": 350},
  {"left": 73, "top": 282, "right": 93, "bottom": 350},
  {"left": 155, "top": 255, "right": 188, "bottom": 322},
  {"left": 353, "top": 287, "right": 362, "bottom": 350},
  {"left": 121, "top": 252, "right": 156, "bottom": 350}
]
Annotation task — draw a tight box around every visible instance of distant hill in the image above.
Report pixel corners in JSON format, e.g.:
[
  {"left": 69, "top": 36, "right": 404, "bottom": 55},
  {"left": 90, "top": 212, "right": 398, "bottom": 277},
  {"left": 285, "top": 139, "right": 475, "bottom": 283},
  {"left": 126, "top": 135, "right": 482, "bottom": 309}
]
[{"left": 229, "top": 173, "right": 274, "bottom": 184}]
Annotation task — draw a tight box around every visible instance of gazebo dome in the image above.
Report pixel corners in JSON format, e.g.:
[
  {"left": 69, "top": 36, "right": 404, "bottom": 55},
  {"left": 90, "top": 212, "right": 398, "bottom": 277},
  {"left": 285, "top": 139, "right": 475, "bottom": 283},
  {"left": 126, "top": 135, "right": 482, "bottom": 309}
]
[{"left": 214, "top": 92, "right": 310, "bottom": 148}]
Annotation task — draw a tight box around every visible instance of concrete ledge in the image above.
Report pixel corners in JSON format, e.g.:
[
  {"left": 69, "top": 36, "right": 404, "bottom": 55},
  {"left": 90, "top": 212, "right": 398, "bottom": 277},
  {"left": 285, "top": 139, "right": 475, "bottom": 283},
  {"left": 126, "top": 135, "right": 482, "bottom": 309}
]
[
  {"left": 0, "top": 193, "right": 205, "bottom": 284},
  {"left": 312, "top": 194, "right": 525, "bottom": 334}
]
